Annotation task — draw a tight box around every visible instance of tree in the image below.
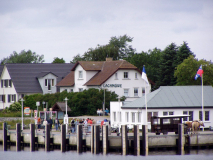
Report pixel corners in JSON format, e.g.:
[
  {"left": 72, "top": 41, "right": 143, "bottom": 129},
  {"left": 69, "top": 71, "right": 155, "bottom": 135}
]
[
  {"left": 0, "top": 50, "right": 44, "bottom": 64},
  {"left": 52, "top": 57, "right": 65, "bottom": 63},
  {"left": 174, "top": 55, "right": 213, "bottom": 86},
  {"left": 70, "top": 34, "right": 136, "bottom": 63}
]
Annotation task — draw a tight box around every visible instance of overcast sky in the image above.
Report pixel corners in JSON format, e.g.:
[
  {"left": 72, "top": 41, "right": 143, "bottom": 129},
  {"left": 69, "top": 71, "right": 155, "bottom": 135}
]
[{"left": 0, "top": 0, "right": 213, "bottom": 63}]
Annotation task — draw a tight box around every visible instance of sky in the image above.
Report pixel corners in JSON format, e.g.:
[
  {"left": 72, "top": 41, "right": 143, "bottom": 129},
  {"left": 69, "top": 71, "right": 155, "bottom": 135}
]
[{"left": 0, "top": 0, "right": 213, "bottom": 63}]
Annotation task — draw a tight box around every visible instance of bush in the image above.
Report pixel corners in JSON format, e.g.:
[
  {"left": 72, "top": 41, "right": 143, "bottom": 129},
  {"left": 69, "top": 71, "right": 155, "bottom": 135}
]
[{"left": 9, "top": 102, "right": 21, "bottom": 112}]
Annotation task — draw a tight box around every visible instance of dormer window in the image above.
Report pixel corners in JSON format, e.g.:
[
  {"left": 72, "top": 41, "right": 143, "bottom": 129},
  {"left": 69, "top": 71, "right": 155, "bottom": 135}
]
[
  {"left": 45, "top": 79, "right": 54, "bottom": 91},
  {"left": 79, "top": 71, "right": 83, "bottom": 79}
]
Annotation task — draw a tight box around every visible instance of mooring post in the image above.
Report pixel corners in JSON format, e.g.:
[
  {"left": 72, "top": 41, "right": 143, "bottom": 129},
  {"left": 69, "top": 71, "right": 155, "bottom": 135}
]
[
  {"left": 121, "top": 125, "right": 128, "bottom": 155},
  {"left": 91, "top": 125, "right": 94, "bottom": 153},
  {"left": 30, "top": 123, "right": 35, "bottom": 152},
  {"left": 61, "top": 124, "right": 66, "bottom": 152},
  {"left": 45, "top": 124, "right": 50, "bottom": 152},
  {"left": 3, "top": 122, "right": 7, "bottom": 151},
  {"left": 178, "top": 123, "right": 184, "bottom": 155},
  {"left": 134, "top": 125, "right": 140, "bottom": 156},
  {"left": 16, "top": 123, "right": 21, "bottom": 151},
  {"left": 77, "top": 125, "right": 83, "bottom": 153},
  {"left": 142, "top": 125, "right": 148, "bottom": 156},
  {"left": 94, "top": 125, "right": 100, "bottom": 154},
  {"left": 102, "top": 125, "right": 108, "bottom": 155}
]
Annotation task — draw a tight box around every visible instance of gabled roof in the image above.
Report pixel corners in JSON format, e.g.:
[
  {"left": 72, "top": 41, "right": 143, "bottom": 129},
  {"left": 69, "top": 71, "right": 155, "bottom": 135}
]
[
  {"left": 56, "top": 71, "right": 75, "bottom": 87},
  {"left": 5, "top": 63, "right": 74, "bottom": 93},
  {"left": 122, "top": 86, "right": 213, "bottom": 109},
  {"left": 52, "top": 102, "right": 71, "bottom": 112},
  {"left": 37, "top": 71, "right": 58, "bottom": 78}
]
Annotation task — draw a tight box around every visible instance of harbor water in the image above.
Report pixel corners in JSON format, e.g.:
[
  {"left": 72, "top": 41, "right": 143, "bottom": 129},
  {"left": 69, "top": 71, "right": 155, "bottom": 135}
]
[{"left": 0, "top": 145, "right": 213, "bottom": 160}]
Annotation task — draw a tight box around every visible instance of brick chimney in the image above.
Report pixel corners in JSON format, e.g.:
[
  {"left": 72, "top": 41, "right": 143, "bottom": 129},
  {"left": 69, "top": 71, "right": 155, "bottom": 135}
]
[{"left": 106, "top": 57, "right": 113, "bottom": 61}]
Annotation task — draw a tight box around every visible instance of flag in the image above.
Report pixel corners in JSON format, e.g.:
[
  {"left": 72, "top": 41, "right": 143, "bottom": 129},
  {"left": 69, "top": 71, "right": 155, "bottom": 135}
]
[
  {"left": 195, "top": 65, "right": 204, "bottom": 80},
  {"left": 142, "top": 66, "right": 150, "bottom": 86}
]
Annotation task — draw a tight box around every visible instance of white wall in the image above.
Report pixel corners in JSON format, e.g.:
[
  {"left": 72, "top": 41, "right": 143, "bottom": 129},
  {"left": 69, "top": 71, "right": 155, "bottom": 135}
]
[
  {"left": 110, "top": 101, "right": 213, "bottom": 131},
  {"left": 0, "top": 66, "right": 17, "bottom": 109}
]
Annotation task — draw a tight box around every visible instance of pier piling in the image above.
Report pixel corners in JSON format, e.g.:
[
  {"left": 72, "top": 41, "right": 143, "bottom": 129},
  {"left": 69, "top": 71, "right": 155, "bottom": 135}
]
[
  {"left": 178, "top": 123, "right": 184, "bottom": 155},
  {"left": 30, "top": 124, "right": 35, "bottom": 152},
  {"left": 142, "top": 125, "right": 148, "bottom": 156},
  {"left": 102, "top": 125, "right": 108, "bottom": 155},
  {"left": 77, "top": 125, "right": 83, "bottom": 153},
  {"left": 121, "top": 125, "right": 128, "bottom": 155},
  {"left": 61, "top": 124, "right": 66, "bottom": 152},
  {"left": 45, "top": 124, "right": 50, "bottom": 152},
  {"left": 94, "top": 125, "right": 100, "bottom": 154},
  {"left": 3, "top": 122, "right": 7, "bottom": 151},
  {"left": 134, "top": 125, "right": 140, "bottom": 156}
]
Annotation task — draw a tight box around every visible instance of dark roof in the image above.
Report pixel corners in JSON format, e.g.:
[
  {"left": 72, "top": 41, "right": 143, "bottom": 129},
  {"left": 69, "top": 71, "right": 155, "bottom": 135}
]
[
  {"left": 121, "top": 86, "right": 213, "bottom": 109},
  {"left": 6, "top": 63, "right": 74, "bottom": 93},
  {"left": 52, "top": 102, "right": 71, "bottom": 112},
  {"left": 0, "top": 65, "right": 4, "bottom": 77},
  {"left": 37, "top": 72, "right": 58, "bottom": 78}
]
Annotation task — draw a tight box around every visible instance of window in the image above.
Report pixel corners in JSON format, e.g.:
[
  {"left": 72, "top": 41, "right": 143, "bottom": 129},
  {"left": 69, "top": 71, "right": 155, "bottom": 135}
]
[
  {"left": 4, "top": 80, "right": 8, "bottom": 87},
  {"left": 1, "top": 80, "right": 3, "bottom": 88},
  {"left": 199, "top": 111, "right": 203, "bottom": 121},
  {"left": 79, "top": 71, "right": 83, "bottom": 79},
  {"left": 118, "top": 112, "right": 122, "bottom": 122},
  {"left": 142, "top": 87, "right": 145, "bottom": 96},
  {"left": 1, "top": 79, "right": 12, "bottom": 88},
  {"left": 183, "top": 111, "right": 193, "bottom": 121},
  {"left": 135, "top": 73, "right": 138, "bottom": 79},
  {"left": 138, "top": 112, "right": 141, "bottom": 122},
  {"left": 113, "top": 112, "right": 116, "bottom": 121},
  {"left": 124, "top": 89, "right": 129, "bottom": 97},
  {"left": 124, "top": 72, "right": 128, "bottom": 79},
  {"left": 205, "top": 111, "right": 209, "bottom": 121},
  {"left": 126, "top": 112, "right": 129, "bottom": 122},
  {"left": 79, "top": 88, "right": 83, "bottom": 92},
  {"left": 70, "top": 89, "right": 73, "bottom": 92},
  {"left": 147, "top": 112, "right": 158, "bottom": 122},
  {"left": 163, "top": 112, "right": 168, "bottom": 116},
  {"left": 132, "top": 112, "right": 135, "bottom": 123},
  {"left": 45, "top": 79, "right": 54, "bottom": 90},
  {"left": 134, "top": 88, "right": 138, "bottom": 97},
  {"left": 0, "top": 95, "right": 5, "bottom": 102},
  {"left": 8, "top": 94, "right": 16, "bottom": 103},
  {"left": 115, "top": 73, "right": 118, "bottom": 79}
]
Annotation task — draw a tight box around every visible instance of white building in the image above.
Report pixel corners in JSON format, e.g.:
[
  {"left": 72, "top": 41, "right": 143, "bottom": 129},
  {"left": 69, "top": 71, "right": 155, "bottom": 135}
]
[
  {"left": 57, "top": 58, "right": 151, "bottom": 101},
  {"left": 110, "top": 86, "right": 213, "bottom": 130},
  {"left": 0, "top": 63, "right": 74, "bottom": 109}
]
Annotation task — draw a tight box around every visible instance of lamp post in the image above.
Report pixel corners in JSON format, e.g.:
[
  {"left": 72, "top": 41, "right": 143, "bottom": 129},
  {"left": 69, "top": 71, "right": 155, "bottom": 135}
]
[
  {"left": 36, "top": 101, "right": 40, "bottom": 133},
  {"left": 20, "top": 98, "right": 24, "bottom": 130},
  {"left": 64, "top": 97, "right": 69, "bottom": 133},
  {"left": 103, "top": 88, "right": 105, "bottom": 116}
]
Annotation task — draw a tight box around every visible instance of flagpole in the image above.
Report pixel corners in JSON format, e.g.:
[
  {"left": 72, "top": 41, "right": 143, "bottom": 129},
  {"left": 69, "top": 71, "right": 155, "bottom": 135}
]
[
  {"left": 202, "top": 68, "right": 204, "bottom": 131},
  {"left": 145, "top": 85, "right": 147, "bottom": 125}
]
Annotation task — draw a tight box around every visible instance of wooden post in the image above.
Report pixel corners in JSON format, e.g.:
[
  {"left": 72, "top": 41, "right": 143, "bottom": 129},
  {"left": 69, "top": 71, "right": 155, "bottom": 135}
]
[
  {"left": 102, "top": 125, "right": 108, "bottom": 155},
  {"left": 134, "top": 125, "right": 140, "bottom": 155},
  {"left": 16, "top": 123, "right": 21, "bottom": 151},
  {"left": 45, "top": 124, "right": 50, "bottom": 152},
  {"left": 3, "top": 122, "right": 7, "bottom": 151},
  {"left": 94, "top": 125, "right": 100, "bottom": 154},
  {"left": 61, "top": 124, "right": 66, "bottom": 152},
  {"left": 121, "top": 125, "right": 128, "bottom": 155},
  {"left": 30, "top": 124, "right": 35, "bottom": 152},
  {"left": 91, "top": 125, "right": 94, "bottom": 153},
  {"left": 142, "top": 125, "right": 148, "bottom": 156},
  {"left": 178, "top": 123, "right": 184, "bottom": 155},
  {"left": 77, "top": 125, "right": 82, "bottom": 153}
]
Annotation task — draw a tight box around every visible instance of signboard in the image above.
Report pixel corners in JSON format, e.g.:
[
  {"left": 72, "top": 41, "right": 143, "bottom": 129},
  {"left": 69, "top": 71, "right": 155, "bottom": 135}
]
[
  {"left": 103, "top": 84, "right": 122, "bottom": 88},
  {"left": 64, "top": 116, "right": 68, "bottom": 124},
  {"left": 24, "top": 107, "right": 30, "bottom": 115}
]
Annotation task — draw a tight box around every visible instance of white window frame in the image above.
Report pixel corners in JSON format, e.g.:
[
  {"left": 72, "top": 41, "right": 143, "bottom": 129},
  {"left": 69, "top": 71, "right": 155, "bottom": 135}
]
[
  {"left": 126, "top": 112, "right": 129, "bottom": 123},
  {"left": 70, "top": 89, "right": 73, "bottom": 92},
  {"left": 132, "top": 112, "right": 135, "bottom": 123},
  {"left": 113, "top": 112, "right": 116, "bottom": 122},
  {"left": 138, "top": 112, "right": 141, "bottom": 123},
  {"left": 79, "top": 88, "right": 83, "bottom": 92},
  {"left": 118, "top": 111, "right": 122, "bottom": 122},
  {"left": 142, "top": 87, "right": 145, "bottom": 96},
  {"left": 124, "top": 89, "right": 129, "bottom": 97},
  {"left": 79, "top": 71, "right": 83, "bottom": 79},
  {"left": 123, "top": 72, "right": 128, "bottom": 79},
  {"left": 115, "top": 73, "right": 118, "bottom": 80},
  {"left": 135, "top": 73, "right": 138, "bottom": 79},
  {"left": 134, "top": 88, "right": 138, "bottom": 97}
]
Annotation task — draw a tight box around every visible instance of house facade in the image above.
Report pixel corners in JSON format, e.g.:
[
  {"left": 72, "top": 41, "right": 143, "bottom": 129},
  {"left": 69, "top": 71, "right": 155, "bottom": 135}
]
[
  {"left": 110, "top": 86, "right": 213, "bottom": 130},
  {"left": 57, "top": 58, "right": 152, "bottom": 101},
  {"left": 0, "top": 63, "right": 74, "bottom": 109}
]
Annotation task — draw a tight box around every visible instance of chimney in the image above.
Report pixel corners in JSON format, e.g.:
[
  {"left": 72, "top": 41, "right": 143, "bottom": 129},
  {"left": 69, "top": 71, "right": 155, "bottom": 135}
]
[{"left": 106, "top": 57, "right": 113, "bottom": 61}]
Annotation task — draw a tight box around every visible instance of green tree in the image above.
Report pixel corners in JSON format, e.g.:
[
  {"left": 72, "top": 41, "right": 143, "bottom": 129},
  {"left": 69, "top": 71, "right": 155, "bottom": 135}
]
[
  {"left": 52, "top": 57, "right": 65, "bottom": 63},
  {"left": 174, "top": 55, "right": 213, "bottom": 86},
  {"left": 0, "top": 50, "right": 44, "bottom": 64}
]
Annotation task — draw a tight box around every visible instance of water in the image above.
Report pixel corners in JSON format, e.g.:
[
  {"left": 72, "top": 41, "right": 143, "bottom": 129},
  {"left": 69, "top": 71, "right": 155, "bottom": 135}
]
[{"left": 0, "top": 146, "right": 213, "bottom": 160}]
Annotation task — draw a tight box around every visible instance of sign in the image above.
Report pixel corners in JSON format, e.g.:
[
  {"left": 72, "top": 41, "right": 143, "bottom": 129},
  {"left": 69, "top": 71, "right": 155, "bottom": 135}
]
[
  {"left": 64, "top": 116, "right": 68, "bottom": 124},
  {"left": 24, "top": 107, "right": 30, "bottom": 115},
  {"left": 103, "top": 84, "right": 122, "bottom": 88}
]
